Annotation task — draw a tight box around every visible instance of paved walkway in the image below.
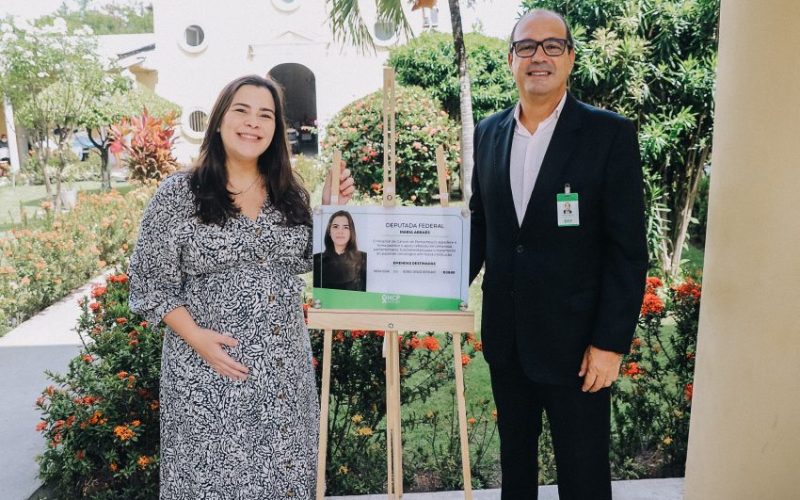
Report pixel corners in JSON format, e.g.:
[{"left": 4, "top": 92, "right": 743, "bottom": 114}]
[
  {"left": 0, "top": 278, "right": 99, "bottom": 500},
  {"left": 1, "top": 278, "right": 684, "bottom": 500}
]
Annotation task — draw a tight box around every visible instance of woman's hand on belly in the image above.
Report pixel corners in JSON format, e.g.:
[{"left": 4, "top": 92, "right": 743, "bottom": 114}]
[
  {"left": 163, "top": 306, "right": 249, "bottom": 381},
  {"left": 185, "top": 328, "right": 250, "bottom": 381}
]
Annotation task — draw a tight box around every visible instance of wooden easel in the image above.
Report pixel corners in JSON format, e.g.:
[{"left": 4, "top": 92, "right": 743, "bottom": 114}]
[{"left": 313, "top": 68, "right": 474, "bottom": 500}]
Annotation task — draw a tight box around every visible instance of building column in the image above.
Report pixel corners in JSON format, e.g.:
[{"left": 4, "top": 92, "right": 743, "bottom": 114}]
[{"left": 683, "top": 1, "right": 800, "bottom": 499}]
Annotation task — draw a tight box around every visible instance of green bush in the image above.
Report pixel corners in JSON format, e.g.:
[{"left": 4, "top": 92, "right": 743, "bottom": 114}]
[
  {"left": 36, "top": 273, "right": 161, "bottom": 499},
  {"left": 321, "top": 86, "right": 461, "bottom": 206},
  {"left": 0, "top": 187, "right": 151, "bottom": 334},
  {"left": 388, "top": 32, "right": 517, "bottom": 122},
  {"left": 612, "top": 276, "right": 702, "bottom": 477}
]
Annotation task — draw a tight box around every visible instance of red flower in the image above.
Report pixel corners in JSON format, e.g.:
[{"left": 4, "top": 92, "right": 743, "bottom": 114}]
[
  {"left": 411, "top": 175, "right": 421, "bottom": 184},
  {"left": 622, "top": 362, "right": 643, "bottom": 377},
  {"left": 684, "top": 383, "right": 694, "bottom": 401},
  {"left": 117, "top": 371, "right": 128, "bottom": 380},
  {"left": 673, "top": 278, "right": 702, "bottom": 303},
  {"left": 82, "top": 354, "right": 94, "bottom": 363},
  {"left": 312, "top": 357, "right": 319, "bottom": 369},
  {"left": 461, "top": 354, "right": 471, "bottom": 366},
  {"left": 116, "top": 317, "right": 128, "bottom": 325},
  {"left": 351, "top": 330, "right": 367, "bottom": 339},
  {"left": 645, "top": 276, "right": 663, "bottom": 294},
  {"left": 91, "top": 286, "right": 107, "bottom": 298},
  {"left": 139, "top": 321, "right": 148, "bottom": 328},
  {"left": 472, "top": 341, "right": 483, "bottom": 352},
  {"left": 421, "top": 336, "right": 440, "bottom": 351},
  {"left": 640, "top": 293, "right": 665, "bottom": 317},
  {"left": 89, "top": 302, "right": 101, "bottom": 312},
  {"left": 407, "top": 336, "right": 421, "bottom": 349},
  {"left": 631, "top": 337, "right": 642, "bottom": 348},
  {"left": 35, "top": 421, "right": 47, "bottom": 432}
]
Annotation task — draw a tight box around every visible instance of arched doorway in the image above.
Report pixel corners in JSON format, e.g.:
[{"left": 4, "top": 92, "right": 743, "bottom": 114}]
[{"left": 268, "top": 63, "right": 318, "bottom": 155}]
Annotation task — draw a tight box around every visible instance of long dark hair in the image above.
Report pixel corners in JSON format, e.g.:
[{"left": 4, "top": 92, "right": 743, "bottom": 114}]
[
  {"left": 324, "top": 210, "right": 360, "bottom": 258},
  {"left": 190, "top": 75, "right": 310, "bottom": 226}
]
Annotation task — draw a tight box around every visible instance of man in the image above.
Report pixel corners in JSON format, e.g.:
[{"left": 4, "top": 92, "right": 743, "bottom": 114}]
[{"left": 469, "top": 9, "right": 648, "bottom": 499}]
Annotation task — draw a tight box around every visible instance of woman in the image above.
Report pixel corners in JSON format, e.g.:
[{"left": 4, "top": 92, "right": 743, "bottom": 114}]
[
  {"left": 128, "top": 75, "right": 352, "bottom": 499},
  {"left": 313, "top": 210, "right": 367, "bottom": 292}
]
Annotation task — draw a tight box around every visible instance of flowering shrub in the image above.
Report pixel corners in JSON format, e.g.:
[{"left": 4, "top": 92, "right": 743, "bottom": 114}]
[
  {"left": 321, "top": 86, "right": 461, "bottom": 205},
  {"left": 0, "top": 188, "right": 152, "bottom": 334},
  {"left": 110, "top": 110, "right": 179, "bottom": 183},
  {"left": 36, "top": 273, "right": 161, "bottom": 499},
  {"left": 611, "top": 275, "right": 702, "bottom": 477}
]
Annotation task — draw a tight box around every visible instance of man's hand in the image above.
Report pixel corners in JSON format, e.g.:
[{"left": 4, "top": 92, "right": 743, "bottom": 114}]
[
  {"left": 321, "top": 159, "right": 355, "bottom": 205},
  {"left": 578, "top": 345, "right": 622, "bottom": 393}
]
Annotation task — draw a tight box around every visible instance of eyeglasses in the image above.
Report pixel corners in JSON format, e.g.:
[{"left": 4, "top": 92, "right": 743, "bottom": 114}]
[{"left": 510, "top": 38, "right": 571, "bottom": 58}]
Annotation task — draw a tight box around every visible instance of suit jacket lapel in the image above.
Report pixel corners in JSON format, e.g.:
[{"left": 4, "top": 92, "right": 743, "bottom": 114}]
[
  {"left": 520, "top": 93, "right": 584, "bottom": 231},
  {"left": 494, "top": 108, "right": 517, "bottom": 233}
]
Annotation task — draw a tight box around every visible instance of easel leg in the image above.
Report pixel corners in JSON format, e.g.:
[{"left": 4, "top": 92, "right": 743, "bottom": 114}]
[
  {"left": 391, "top": 331, "right": 403, "bottom": 497},
  {"left": 316, "top": 329, "right": 334, "bottom": 500},
  {"left": 385, "top": 332, "right": 396, "bottom": 499},
  {"left": 453, "top": 332, "right": 473, "bottom": 499},
  {"left": 385, "top": 330, "right": 403, "bottom": 499}
]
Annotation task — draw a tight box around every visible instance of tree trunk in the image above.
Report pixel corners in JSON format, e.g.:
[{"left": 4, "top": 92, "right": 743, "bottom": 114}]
[
  {"left": 87, "top": 127, "right": 112, "bottom": 190},
  {"left": 668, "top": 146, "right": 710, "bottom": 278},
  {"left": 448, "top": 0, "right": 474, "bottom": 203}
]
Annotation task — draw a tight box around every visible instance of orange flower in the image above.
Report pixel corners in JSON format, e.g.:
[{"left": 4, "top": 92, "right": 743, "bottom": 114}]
[
  {"left": 114, "top": 425, "right": 135, "bottom": 441},
  {"left": 117, "top": 371, "right": 128, "bottom": 380},
  {"left": 131, "top": 420, "right": 141, "bottom": 427},
  {"left": 407, "top": 336, "right": 421, "bottom": 349},
  {"left": 116, "top": 317, "right": 128, "bottom": 325},
  {"left": 137, "top": 455, "right": 152, "bottom": 469},
  {"left": 370, "top": 182, "right": 382, "bottom": 194},
  {"left": 467, "top": 417, "right": 477, "bottom": 425},
  {"left": 492, "top": 409, "right": 497, "bottom": 422},
  {"left": 334, "top": 331, "right": 345, "bottom": 342},
  {"left": 149, "top": 400, "right": 160, "bottom": 411},
  {"left": 89, "top": 302, "right": 101, "bottom": 312},
  {"left": 36, "top": 421, "right": 47, "bottom": 432},
  {"left": 82, "top": 354, "right": 94, "bottom": 363},
  {"left": 472, "top": 341, "right": 483, "bottom": 352},
  {"left": 640, "top": 293, "right": 665, "bottom": 317},
  {"left": 109, "top": 463, "right": 118, "bottom": 472},
  {"left": 461, "top": 354, "right": 471, "bottom": 366},
  {"left": 631, "top": 337, "right": 642, "bottom": 348},
  {"left": 139, "top": 321, "right": 148, "bottom": 328},
  {"left": 421, "top": 336, "right": 440, "bottom": 351},
  {"left": 684, "top": 383, "right": 694, "bottom": 401},
  {"left": 91, "top": 286, "right": 107, "bottom": 298}
]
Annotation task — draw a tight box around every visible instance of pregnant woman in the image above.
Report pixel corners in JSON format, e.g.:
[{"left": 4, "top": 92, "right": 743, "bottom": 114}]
[{"left": 129, "top": 74, "right": 352, "bottom": 499}]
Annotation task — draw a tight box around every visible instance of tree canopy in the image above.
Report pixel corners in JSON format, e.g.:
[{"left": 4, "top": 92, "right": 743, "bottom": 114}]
[
  {"left": 389, "top": 31, "right": 517, "bottom": 123},
  {"left": 522, "top": 0, "right": 720, "bottom": 275}
]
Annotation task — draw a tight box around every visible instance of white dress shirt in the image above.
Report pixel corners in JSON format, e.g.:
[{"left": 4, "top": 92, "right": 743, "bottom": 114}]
[{"left": 509, "top": 92, "right": 568, "bottom": 225}]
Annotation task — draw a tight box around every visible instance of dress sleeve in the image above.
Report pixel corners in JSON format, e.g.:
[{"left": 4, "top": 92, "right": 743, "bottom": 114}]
[
  {"left": 128, "top": 175, "right": 190, "bottom": 326},
  {"left": 290, "top": 228, "right": 314, "bottom": 275}
]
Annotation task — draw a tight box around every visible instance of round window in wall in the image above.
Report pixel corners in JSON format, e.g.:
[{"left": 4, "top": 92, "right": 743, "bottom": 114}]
[
  {"left": 373, "top": 20, "right": 398, "bottom": 43},
  {"left": 189, "top": 110, "right": 209, "bottom": 134},
  {"left": 184, "top": 25, "right": 205, "bottom": 47},
  {"left": 272, "top": 0, "right": 301, "bottom": 12}
]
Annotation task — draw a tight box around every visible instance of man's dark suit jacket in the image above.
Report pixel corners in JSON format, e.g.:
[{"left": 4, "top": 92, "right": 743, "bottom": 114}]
[{"left": 470, "top": 93, "right": 648, "bottom": 386}]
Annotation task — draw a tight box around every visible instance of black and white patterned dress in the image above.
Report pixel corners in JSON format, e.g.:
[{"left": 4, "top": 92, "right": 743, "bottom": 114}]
[{"left": 129, "top": 173, "right": 319, "bottom": 499}]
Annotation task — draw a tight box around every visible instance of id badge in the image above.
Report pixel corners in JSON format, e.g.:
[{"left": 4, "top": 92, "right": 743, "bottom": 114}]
[{"left": 556, "top": 184, "right": 579, "bottom": 227}]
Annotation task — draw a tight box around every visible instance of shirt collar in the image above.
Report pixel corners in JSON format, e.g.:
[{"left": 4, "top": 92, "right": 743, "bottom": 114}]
[{"left": 513, "top": 91, "right": 568, "bottom": 132}]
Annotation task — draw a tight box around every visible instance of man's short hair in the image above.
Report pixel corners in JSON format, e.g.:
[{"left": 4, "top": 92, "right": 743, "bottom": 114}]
[{"left": 509, "top": 9, "right": 575, "bottom": 51}]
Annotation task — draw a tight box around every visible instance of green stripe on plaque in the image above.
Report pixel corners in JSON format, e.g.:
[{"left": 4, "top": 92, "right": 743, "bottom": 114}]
[{"left": 313, "top": 288, "right": 462, "bottom": 311}]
